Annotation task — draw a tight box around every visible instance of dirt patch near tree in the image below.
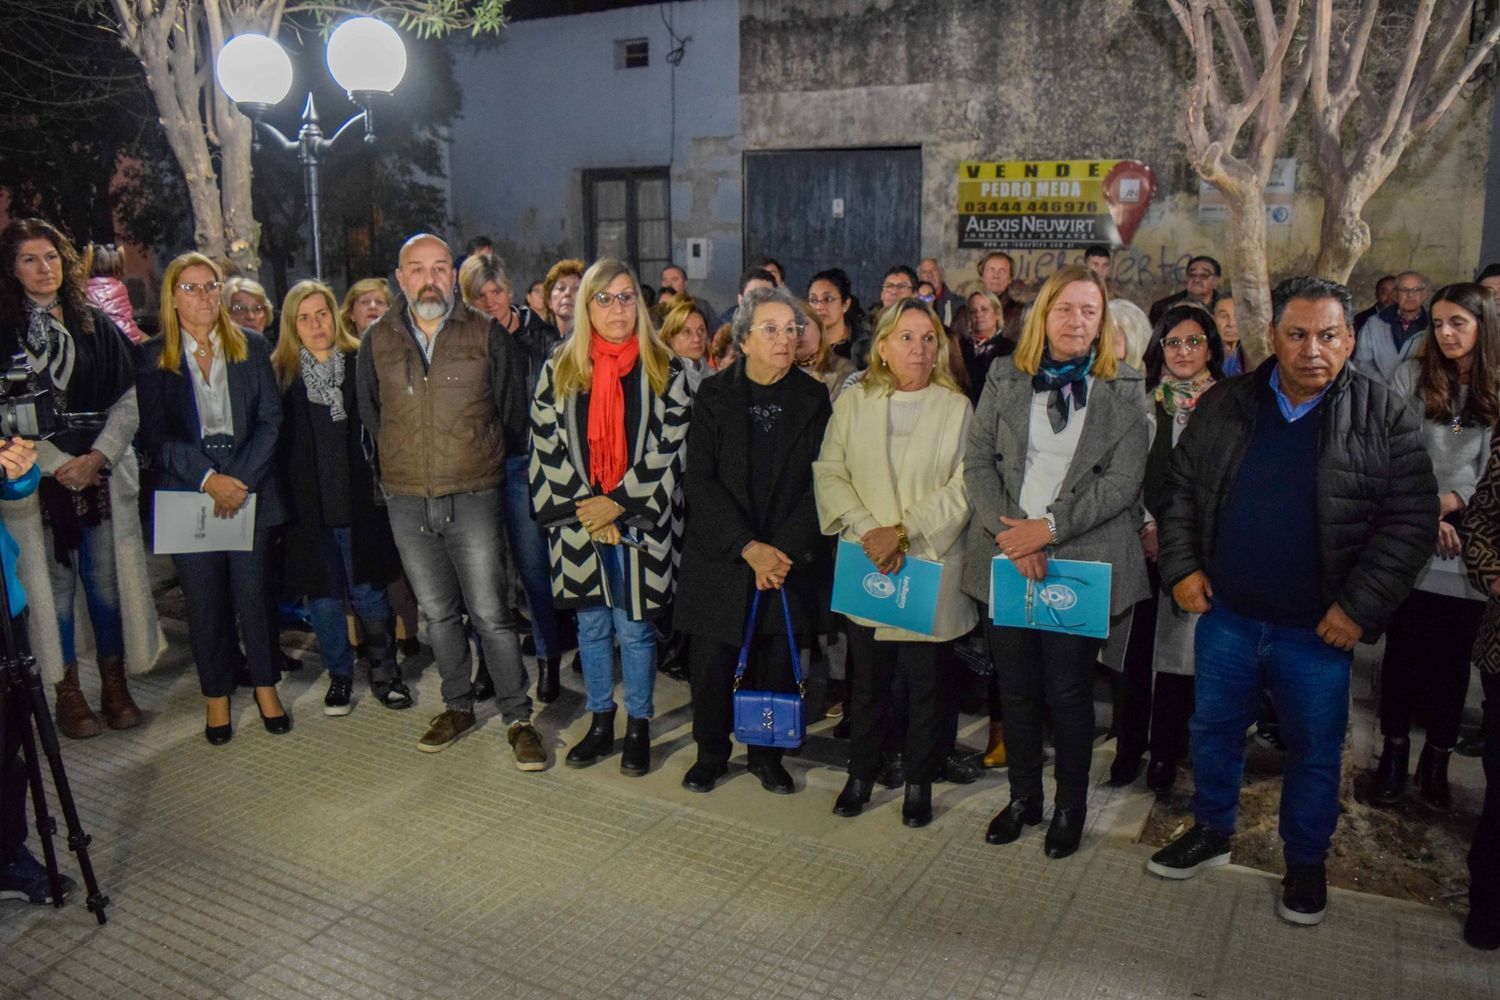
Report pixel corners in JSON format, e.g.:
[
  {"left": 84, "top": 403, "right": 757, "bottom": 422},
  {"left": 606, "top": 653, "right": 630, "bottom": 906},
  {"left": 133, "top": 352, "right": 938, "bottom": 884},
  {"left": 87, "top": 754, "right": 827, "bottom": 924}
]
[{"left": 1139, "top": 740, "right": 1476, "bottom": 914}]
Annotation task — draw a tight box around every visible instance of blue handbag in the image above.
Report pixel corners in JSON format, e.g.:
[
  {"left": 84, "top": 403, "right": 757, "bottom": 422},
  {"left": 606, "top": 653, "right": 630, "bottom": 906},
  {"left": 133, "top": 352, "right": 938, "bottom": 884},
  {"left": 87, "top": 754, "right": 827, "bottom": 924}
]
[{"left": 731, "top": 588, "right": 806, "bottom": 749}]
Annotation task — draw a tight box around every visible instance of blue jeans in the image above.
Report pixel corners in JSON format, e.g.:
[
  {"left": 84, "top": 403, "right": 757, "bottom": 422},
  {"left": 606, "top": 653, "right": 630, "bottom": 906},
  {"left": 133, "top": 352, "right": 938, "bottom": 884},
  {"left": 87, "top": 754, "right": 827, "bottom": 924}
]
[
  {"left": 46, "top": 518, "right": 124, "bottom": 663},
  {"left": 1191, "top": 602, "right": 1353, "bottom": 865},
  {"left": 502, "top": 454, "right": 561, "bottom": 659},
  {"left": 305, "top": 527, "right": 396, "bottom": 682},
  {"left": 576, "top": 544, "right": 656, "bottom": 719}
]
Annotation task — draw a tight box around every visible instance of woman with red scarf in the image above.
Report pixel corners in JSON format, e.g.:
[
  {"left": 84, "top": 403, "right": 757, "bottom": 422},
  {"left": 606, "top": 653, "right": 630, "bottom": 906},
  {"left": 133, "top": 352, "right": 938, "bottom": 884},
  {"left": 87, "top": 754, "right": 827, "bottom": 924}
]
[{"left": 529, "top": 258, "right": 692, "bottom": 777}]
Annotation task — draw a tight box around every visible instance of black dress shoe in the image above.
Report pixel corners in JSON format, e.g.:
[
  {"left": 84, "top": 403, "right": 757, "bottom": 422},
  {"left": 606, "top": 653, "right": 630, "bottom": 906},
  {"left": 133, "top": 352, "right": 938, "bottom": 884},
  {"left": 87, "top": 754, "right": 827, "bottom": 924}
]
[
  {"left": 1146, "top": 759, "right": 1177, "bottom": 797},
  {"left": 205, "top": 723, "right": 232, "bottom": 746},
  {"left": 748, "top": 759, "right": 795, "bottom": 794},
  {"left": 1044, "top": 807, "right": 1086, "bottom": 859},
  {"left": 566, "top": 709, "right": 618, "bottom": 767},
  {"left": 901, "top": 782, "right": 932, "bottom": 828},
  {"left": 985, "top": 798, "right": 1043, "bottom": 844},
  {"left": 536, "top": 655, "right": 561, "bottom": 704},
  {"left": 682, "top": 759, "right": 728, "bottom": 793},
  {"left": 833, "top": 775, "right": 873, "bottom": 817},
  {"left": 1107, "top": 754, "right": 1143, "bottom": 788},
  {"left": 938, "top": 751, "right": 979, "bottom": 785},
  {"left": 258, "top": 705, "right": 292, "bottom": 735}
]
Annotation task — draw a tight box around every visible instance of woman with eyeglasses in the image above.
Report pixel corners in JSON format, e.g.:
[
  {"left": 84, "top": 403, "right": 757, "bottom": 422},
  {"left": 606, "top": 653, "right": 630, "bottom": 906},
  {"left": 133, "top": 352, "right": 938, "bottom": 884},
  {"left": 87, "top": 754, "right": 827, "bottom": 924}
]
[
  {"left": 1375, "top": 283, "right": 1499, "bottom": 812},
  {"left": 138, "top": 252, "right": 289, "bottom": 744},
  {"left": 659, "top": 297, "right": 712, "bottom": 394},
  {"left": 340, "top": 278, "right": 391, "bottom": 339},
  {"left": 0, "top": 218, "right": 160, "bottom": 739},
  {"left": 807, "top": 268, "right": 869, "bottom": 370},
  {"left": 223, "top": 276, "right": 274, "bottom": 336},
  {"left": 1109, "top": 303, "right": 1227, "bottom": 798},
  {"left": 963, "top": 266, "right": 1149, "bottom": 859},
  {"left": 676, "top": 286, "right": 833, "bottom": 793},
  {"left": 815, "top": 298, "right": 975, "bottom": 828},
  {"left": 529, "top": 258, "right": 691, "bottom": 776}
]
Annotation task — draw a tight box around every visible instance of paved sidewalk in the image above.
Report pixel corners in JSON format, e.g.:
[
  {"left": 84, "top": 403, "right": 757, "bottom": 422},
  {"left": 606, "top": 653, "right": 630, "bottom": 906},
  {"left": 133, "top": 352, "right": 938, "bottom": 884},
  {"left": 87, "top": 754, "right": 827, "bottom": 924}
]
[{"left": 1, "top": 628, "right": 1495, "bottom": 1000}]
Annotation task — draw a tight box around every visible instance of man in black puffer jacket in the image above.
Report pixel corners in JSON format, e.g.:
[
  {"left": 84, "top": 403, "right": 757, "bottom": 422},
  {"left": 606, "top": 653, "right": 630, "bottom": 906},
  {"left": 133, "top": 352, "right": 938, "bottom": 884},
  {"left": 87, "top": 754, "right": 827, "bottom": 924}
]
[{"left": 1145, "top": 276, "right": 1437, "bottom": 928}]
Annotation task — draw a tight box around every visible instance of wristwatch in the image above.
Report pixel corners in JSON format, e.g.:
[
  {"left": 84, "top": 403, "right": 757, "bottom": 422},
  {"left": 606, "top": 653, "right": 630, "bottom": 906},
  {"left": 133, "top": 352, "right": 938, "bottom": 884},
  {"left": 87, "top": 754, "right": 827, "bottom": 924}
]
[
  {"left": 1044, "top": 513, "right": 1060, "bottom": 546},
  {"left": 895, "top": 523, "right": 911, "bottom": 554}
]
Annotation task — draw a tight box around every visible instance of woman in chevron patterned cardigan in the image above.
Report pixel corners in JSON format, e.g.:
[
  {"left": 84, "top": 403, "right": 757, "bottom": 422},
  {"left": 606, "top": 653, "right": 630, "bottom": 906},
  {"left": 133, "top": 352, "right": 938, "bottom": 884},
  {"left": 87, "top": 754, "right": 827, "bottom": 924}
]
[{"left": 529, "top": 258, "right": 692, "bottom": 778}]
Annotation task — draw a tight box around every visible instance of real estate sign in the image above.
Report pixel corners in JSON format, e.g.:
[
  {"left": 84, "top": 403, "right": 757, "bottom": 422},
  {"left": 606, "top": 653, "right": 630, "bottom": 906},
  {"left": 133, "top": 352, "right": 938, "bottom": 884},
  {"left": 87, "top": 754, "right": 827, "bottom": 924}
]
[{"left": 957, "top": 159, "right": 1156, "bottom": 250}]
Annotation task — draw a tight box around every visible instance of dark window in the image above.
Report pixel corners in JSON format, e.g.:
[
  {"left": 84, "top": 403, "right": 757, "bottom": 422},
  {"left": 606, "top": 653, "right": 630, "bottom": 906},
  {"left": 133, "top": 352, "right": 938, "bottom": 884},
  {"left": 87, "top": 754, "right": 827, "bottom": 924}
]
[
  {"left": 584, "top": 168, "right": 671, "bottom": 281},
  {"left": 615, "top": 37, "right": 649, "bottom": 69}
]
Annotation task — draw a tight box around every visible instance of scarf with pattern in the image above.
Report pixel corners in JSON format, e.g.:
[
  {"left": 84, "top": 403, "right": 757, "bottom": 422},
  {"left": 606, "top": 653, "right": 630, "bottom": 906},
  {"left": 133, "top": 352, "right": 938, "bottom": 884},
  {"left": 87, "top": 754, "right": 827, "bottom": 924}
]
[
  {"left": 298, "top": 347, "right": 347, "bottom": 421},
  {"left": 1031, "top": 347, "right": 1093, "bottom": 432},
  {"left": 1153, "top": 370, "right": 1215, "bottom": 426}
]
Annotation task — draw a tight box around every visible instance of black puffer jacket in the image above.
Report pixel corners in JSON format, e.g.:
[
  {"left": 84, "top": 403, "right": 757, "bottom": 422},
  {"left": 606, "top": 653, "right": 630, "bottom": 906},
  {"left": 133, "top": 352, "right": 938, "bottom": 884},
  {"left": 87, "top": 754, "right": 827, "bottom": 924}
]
[
  {"left": 1157, "top": 359, "right": 1437, "bottom": 637},
  {"left": 515, "top": 312, "right": 562, "bottom": 405}
]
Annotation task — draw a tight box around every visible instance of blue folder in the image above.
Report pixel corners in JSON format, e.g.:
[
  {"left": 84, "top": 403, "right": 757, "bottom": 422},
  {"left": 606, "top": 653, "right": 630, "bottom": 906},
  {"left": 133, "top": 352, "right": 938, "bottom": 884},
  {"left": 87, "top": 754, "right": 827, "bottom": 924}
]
[
  {"left": 990, "top": 556, "right": 1112, "bottom": 639},
  {"left": 831, "top": 539, "right": 942, "bottom": 636}
]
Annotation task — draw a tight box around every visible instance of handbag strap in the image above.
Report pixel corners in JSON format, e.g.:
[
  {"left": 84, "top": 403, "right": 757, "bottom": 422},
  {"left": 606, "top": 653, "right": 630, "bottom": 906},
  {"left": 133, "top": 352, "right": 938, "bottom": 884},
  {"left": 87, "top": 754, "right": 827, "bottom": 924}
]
[{"left": 733, "top": 588, "right": 806, "bottom": 694}]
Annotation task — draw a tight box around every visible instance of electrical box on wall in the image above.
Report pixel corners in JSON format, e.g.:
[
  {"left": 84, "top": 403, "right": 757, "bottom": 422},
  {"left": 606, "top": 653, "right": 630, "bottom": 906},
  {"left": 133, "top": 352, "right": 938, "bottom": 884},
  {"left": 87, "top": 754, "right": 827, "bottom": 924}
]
[{"left": 685, "top": 238, "right": 710, "bottom": 280}]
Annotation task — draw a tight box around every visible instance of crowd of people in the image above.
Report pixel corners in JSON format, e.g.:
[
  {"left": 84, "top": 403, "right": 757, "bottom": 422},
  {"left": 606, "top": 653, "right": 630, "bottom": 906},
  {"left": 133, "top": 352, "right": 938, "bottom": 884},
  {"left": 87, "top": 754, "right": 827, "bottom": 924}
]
[{"left": 0, "top": 216, "right": 1496, "bottom": 951}]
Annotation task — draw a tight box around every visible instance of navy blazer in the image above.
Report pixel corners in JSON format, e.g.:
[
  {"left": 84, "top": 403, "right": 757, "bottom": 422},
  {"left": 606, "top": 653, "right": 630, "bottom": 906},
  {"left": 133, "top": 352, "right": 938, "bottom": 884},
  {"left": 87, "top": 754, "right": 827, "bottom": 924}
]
[{"left": 136, "top": 329, "right": 287, "bottom": 528}]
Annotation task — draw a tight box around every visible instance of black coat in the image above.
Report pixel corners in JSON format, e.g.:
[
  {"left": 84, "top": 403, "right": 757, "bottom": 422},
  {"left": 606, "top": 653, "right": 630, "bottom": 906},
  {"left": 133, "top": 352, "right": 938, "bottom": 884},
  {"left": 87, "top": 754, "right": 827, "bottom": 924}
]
[
  {"left": 278, "top": 355, "right": 400, "bottom": 598},
  {"left": 1157, "top": 359, "right": 1437, "bottom": 637},
  {"left": 674, "top": 363, "right": 832, "bottom": 646},
  {"left": 136, "top": 329, "right": 287, "bottom": 527}
]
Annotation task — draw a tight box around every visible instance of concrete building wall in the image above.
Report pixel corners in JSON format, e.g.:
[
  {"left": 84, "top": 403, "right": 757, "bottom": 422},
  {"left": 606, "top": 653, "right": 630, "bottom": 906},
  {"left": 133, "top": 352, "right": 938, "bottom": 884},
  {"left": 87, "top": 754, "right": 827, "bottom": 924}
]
[
  {"left": 740, "top": 0, "right": 1493, "bottom": 305},
  {"left": 447, "top": 0, "right": 742, "bottom": 307}
]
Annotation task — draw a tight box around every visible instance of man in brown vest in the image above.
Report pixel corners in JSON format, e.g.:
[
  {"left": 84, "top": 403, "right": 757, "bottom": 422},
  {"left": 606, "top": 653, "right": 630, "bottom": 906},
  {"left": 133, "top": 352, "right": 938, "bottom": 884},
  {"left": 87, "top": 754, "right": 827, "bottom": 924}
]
[{"left": 356, "top": 233, "right": 546, "bottom": 767}]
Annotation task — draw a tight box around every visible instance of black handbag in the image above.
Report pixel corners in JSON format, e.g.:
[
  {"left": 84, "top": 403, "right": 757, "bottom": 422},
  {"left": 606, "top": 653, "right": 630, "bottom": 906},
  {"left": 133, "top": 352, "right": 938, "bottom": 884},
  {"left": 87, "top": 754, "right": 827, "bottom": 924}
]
[{"left": 732, "top": 588, "right": 806, "bottom": 749}]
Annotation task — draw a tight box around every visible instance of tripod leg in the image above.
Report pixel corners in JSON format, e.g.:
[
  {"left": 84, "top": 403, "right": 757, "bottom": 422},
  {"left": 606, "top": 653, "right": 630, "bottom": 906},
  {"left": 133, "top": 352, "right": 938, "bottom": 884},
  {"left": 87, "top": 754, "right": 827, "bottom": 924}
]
[
  {"left": 11, "top": 688, "right": 63, "bottom": 908},
  {"left": 19, "top": 670, "right": 108, "bottom": 924}
]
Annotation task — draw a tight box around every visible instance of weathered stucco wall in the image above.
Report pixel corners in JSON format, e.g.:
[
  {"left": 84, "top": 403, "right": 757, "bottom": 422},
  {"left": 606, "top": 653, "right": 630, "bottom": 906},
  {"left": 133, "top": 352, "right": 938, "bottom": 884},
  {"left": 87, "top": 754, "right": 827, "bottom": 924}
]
[
  {"left": 447, "top": 0, "right": 742, "bottom": 303},
  {"left": 741, "top": 0, "right": 1493, "bottom": 305}
]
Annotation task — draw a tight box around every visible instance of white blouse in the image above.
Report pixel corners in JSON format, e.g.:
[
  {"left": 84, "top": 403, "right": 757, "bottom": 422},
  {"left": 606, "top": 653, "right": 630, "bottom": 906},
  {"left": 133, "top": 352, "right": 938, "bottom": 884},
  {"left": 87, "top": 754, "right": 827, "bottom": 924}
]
[
  {"left": 1019, "top": 378, "right": 1091, "bottom": 519},
  {"left": 188, "top": 331, "right": 233, "bottom": 437}
]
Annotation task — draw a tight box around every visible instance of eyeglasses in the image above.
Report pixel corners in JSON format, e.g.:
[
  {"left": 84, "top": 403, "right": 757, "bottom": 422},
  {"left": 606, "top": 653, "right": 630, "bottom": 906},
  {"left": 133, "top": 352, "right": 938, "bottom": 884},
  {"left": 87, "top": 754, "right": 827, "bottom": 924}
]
[
  {"left": 229, "top": 302, "right": 267, "bottom": 316},
  {"left": 882, "top": 282, "right": 914, "bottom": 293},
  {"left": 751, "top": 322, "right": 805, "bottom": 341},
  {"left": 177, "top": 280, "right": 222, "bottom": 297},
  {"left": 1163, "top": 336, "right": 1207, "bottom": 352},
  {"left": 592, "top": 291, "right": 638, "bottom": 309},
  {"left": 916, "top": 293, "right": 935, "bottom": 304},
  {"left": 807, "top": 294, "right": 842, "bottom": 306}
]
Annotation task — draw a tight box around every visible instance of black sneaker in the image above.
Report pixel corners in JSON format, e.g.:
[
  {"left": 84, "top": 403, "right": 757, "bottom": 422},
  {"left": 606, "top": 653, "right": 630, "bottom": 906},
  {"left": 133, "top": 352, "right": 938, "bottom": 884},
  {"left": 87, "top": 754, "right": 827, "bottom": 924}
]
[
  {"left": 1146, "top": 825, "right": 1233, "bottom": 880},
  {"left": 323, "top": 677, "right": 353, "bottom": 717},
  {"left": 0, "top": 847, "right": 76, "bottom": 904},
  {"left": 1277, "top": 863, "right": 1328, "bottom": 925}
]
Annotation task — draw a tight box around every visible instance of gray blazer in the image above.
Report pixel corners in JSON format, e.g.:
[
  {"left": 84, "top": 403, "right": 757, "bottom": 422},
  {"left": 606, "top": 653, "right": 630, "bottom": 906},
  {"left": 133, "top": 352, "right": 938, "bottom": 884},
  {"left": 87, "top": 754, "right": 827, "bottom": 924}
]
[{"left": 961, "top": 359, "right": 1151, "bottom": 616}]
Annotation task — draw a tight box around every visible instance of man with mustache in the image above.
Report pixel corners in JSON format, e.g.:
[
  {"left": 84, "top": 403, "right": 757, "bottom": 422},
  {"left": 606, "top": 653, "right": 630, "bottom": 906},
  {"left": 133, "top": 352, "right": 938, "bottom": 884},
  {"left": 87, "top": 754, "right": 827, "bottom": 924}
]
[
  {"left": 356, "top": 233, "right": 546, "bottom": 767},
  {"left": 1147, "top": 276, "right": 1435, "bottom": 927}
]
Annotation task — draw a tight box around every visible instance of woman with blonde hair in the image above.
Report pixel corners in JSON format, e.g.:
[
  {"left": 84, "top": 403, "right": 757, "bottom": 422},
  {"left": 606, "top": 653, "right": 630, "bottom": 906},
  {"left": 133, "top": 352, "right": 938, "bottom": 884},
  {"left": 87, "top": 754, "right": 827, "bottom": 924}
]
[
  {"left": 963, "top": 265, "right": 1148, "bottom": 859},
  {"left": 273, "top": 280, "right": 407, "bottom": 714},
  {"left": 815, "top": 297, "right": 975, "bottom": 828},
  {"left": 529, "top": 258, "right": 692, "bottom": 775},
  {"left": 458, "top": 253, "right": 522, "bottom": 333},
  {"left": 340, "top": 277, "right": 391, "bottom": 339},
  {"left": 137, "top": 252, "right": 289, "bottom": 743},
  {"left": 659, "top": 297, "right": 712, "bottom": 393},
  {"left": 223, "top": 275, "right": 274, "bottom": 335}
]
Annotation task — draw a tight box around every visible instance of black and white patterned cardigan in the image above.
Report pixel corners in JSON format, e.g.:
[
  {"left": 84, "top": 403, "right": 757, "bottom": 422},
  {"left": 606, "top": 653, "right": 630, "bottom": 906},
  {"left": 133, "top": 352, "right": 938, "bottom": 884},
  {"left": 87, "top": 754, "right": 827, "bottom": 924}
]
[{"left": 528, "top": 355, "right": 691, "bottom": 619}]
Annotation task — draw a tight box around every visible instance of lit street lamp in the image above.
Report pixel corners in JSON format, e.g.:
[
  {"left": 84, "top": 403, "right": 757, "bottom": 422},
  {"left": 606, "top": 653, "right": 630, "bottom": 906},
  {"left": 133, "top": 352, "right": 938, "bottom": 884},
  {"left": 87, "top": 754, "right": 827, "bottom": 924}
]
[{"left": 215, "top": 17, "right": 407, "bottom": 279}]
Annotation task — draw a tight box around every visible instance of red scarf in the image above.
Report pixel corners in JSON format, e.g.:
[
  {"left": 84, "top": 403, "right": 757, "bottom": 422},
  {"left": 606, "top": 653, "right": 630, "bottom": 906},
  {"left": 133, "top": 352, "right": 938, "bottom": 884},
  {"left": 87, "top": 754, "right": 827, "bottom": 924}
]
[{"left": 587, "top": 331, "right": 640, "bottom": 492}]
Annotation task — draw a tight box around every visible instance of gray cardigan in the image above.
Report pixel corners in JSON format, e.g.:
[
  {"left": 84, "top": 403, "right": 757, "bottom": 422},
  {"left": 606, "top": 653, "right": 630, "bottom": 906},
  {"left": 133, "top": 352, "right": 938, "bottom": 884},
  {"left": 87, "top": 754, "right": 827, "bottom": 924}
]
[{"left": 961, "top": 359, "right": 1151, "bottom": 616}]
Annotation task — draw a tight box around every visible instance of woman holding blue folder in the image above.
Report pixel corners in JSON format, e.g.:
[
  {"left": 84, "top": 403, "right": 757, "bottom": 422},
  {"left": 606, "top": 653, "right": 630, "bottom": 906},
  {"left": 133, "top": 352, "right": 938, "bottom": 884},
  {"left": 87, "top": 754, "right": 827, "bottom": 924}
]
[
  {"left": 814, "top": 297, "right": 975, "bottom": 828},
  {"left": 962, "top": 266, "right": 1149, "bottom": 860}
]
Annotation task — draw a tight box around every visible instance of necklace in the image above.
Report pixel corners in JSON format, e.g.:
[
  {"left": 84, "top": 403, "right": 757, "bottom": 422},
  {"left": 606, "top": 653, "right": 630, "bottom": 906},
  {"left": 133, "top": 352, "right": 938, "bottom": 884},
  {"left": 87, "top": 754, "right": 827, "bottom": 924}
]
[{"left": 1451, "top": 412, "right": 1464, "bottom": 435}]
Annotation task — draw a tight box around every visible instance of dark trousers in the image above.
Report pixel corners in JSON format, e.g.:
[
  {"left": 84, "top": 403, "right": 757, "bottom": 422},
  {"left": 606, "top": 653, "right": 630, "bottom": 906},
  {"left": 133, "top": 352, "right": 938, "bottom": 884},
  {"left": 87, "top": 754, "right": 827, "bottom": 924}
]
[
  {"left": 1114, "top": 587, "right": 1160, "bottom": 763},
  {"left": 688, "top": 633, "right": 797, "bottom": 766},
  {"left": 1380, "top": 588, "right": 1485, "bottom": 748},
  {"left": 846, "top": 623, "right": 943, "bottom": 784},
  {"left": 1471, "top": 670, "right": 1500, "bottom": 898},
  {"left": 174, "top": 527, "right": 278, "bottom": 698},
  {"left": 1150, "top": 673, "right": 1195, "bottom": 766},
  {"left": 0, "top": 613, "right": 29, "bottom": 859},
  {"left": 988, "top": 624, "right": 1102, "bottom": 811}
]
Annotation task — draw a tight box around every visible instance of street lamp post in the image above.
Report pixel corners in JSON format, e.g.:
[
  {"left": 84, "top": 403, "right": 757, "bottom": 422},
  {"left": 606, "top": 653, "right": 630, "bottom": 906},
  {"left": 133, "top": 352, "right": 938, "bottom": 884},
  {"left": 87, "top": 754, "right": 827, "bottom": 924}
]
[{"left": 215, "top": 17, "right": 407, "bottom": 280}]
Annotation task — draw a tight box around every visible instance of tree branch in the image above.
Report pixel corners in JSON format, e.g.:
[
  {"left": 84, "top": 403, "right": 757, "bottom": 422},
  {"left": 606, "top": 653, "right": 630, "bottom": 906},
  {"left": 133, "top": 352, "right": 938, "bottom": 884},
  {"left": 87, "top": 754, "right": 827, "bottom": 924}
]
[{"left": 1413, "top": 10, "right": 1500, "bottom": 136}]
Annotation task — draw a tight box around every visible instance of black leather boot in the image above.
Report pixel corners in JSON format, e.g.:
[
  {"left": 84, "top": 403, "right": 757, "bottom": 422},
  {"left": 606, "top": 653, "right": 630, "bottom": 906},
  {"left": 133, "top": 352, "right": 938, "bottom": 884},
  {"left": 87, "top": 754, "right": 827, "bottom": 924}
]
[
  {"left": 985, "top": 798, "right": 1043, "bottom": 845},
  {"left": 833, "top": 775, "right": 873, "bottom": 817},
  {"left": 1414, "top": 743, "right": 1452, "bottom": 812},
  {"left": 537, "top": 655, "right": 561, "bottom": 704},
  {"left": 1370, "top": 736, "right": 1410, "bottom": 806},
  {"left": 1044, "top": 807, "right": 1086, "bottom": 859},
  {"left": 620, "top": 717, "right": 651, "bottom": 776},
  {"left": 565, "top": 709, "right": 616, "bottom": 768},
  {"left": 901, "top": 782, "right": 933, "bottom": 828}
]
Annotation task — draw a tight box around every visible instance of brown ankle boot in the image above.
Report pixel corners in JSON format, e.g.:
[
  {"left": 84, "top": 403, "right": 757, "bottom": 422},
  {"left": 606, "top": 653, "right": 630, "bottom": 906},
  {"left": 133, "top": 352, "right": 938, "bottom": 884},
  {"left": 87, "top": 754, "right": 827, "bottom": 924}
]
[
  {"left": 98, "top": 655, "right": 143, "bottom": 730},
  {"left": 54, "top": 663, "right": 103, "bottom": 739}
]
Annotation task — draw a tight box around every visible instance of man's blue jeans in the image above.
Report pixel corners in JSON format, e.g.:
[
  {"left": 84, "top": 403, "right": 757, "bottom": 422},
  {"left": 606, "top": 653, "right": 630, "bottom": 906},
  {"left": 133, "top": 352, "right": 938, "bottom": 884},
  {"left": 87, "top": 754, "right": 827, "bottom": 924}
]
[
  {"left": 502, "top": 454, "right": 561, "bottom": 659},
  {"left": 305, "top": 527, "right": 396, "bottom": 682},
  {"left": 576, "top": 544, "right": 656, "bottom": 720},
  {"left": 1191, "top": 602, "right": 1353, "bottom": 865}
]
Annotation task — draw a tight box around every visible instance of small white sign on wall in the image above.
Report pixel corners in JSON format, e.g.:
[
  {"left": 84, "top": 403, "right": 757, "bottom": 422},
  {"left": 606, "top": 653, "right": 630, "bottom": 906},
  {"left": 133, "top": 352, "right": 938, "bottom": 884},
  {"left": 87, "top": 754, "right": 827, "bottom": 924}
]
[{"left": 1198, "top": 158, "right": 1296, "bottom": 225}]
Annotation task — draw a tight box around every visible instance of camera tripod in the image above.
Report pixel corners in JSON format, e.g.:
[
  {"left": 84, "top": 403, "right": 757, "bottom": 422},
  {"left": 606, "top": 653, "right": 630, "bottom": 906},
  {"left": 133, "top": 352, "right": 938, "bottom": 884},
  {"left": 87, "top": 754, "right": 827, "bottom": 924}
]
[{"left": 0, "top": 567, "right": 108, "bottom": 925}]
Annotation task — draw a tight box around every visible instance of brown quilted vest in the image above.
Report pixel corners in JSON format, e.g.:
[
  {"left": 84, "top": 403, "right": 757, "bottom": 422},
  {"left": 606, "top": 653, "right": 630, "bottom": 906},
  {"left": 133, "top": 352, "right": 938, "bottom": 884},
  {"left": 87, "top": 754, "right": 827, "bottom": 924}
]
[{"left": 366, "top": 304, "right": 504, "bottom": 497}]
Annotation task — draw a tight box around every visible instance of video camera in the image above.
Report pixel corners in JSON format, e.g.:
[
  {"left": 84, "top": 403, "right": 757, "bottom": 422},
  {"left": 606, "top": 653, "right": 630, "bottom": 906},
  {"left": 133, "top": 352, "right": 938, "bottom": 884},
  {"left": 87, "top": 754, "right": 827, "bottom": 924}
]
[{"left": 0, "top": 352, "right": 105, "bottom": 440}]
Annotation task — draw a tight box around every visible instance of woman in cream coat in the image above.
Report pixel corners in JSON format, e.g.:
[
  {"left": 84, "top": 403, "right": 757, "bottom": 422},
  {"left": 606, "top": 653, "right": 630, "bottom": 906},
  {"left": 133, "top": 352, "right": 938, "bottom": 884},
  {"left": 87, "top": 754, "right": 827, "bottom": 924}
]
[{"left": 814, "top": 297, "right": 974, "bottom": 829}]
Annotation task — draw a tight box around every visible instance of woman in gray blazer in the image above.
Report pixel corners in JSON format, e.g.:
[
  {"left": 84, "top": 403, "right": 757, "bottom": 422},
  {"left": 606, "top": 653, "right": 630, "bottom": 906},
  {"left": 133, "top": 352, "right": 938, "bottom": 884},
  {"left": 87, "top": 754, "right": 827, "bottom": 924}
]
[{"left": 962, "top": 266, "right": 1149, "bottom": 860}]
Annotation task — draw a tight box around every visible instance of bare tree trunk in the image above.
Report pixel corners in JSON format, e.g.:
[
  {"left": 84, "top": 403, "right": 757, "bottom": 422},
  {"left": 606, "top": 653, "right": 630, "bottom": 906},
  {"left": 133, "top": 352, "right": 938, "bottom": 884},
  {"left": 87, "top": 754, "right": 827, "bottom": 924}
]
[
  {"left": 1224, "top": 184, "right": 1274, "bottom": 363},
  {"left": 1314, "top": 174, "right": 1376, "bottom": 284}
]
